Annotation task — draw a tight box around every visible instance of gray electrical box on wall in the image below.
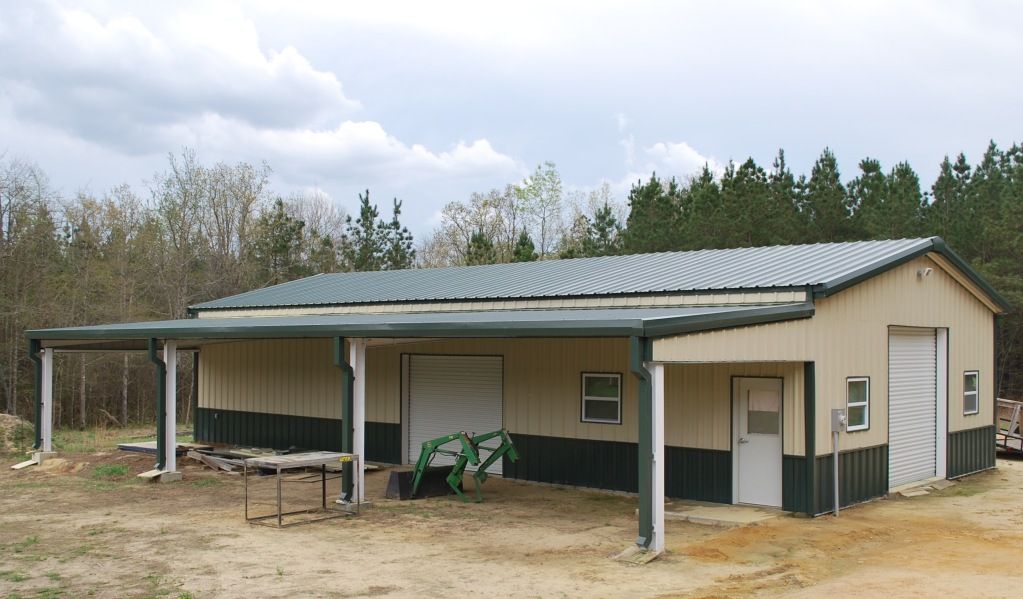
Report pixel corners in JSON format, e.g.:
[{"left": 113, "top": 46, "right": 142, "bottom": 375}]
[{"left": 831, "top": 408, "right": 847, "bottom": 432}]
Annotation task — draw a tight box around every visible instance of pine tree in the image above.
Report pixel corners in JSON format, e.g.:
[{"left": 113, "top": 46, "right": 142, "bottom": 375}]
[
  {"left": 582, "top": 202, "right": 623, "bottom": 256},
  {"left": 511, "top": 230, "right": 538, "bottom": 262},
  {"left": 622, "top": 174, "right": 680, "bottom": 253},
  {"left": 804, "top": 148, "right": 854, "bottom": 242},
  {"left": 679, "top": 166, "right": 721, "bottom": 249},
  {"left": 767, "top": 150, "right": 802, "bottom": 245},
  {"left": 848, "top": 158, "right": 887, "bottom": 239},
  {"left": 249, "top": 198, "right": 307, "bottom": 284},
  {"left": 381, "top": 198, "right": 415, "bottom": 270},
  {"left": 883, "top": 162, "right": 925, "bottom": 239},
  {"left": 465, "top": 229, "right": 497, "bottom": 265}
]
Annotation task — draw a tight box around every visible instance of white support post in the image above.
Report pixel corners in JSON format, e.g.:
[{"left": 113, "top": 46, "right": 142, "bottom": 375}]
[
  {"left": 164, "top": 340, "right": 178, "bottom": 473},
  {"left": 40, "top": 348, "right": 54, "bottom": 453},
  {"left": 350, "top": 338, "right": 367, "bottom": 501},
  {"left": 650, "top": 362, "right": 665, "bottom": 554}
]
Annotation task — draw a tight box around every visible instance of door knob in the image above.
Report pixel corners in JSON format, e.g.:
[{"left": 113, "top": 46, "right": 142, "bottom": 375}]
[{"left": 738, "top": 437, "right": 750, "bottom": 444}]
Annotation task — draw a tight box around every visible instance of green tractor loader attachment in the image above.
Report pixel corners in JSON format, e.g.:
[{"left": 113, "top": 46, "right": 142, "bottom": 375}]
[{"left": 401, "top": 428, "right": 519, "bottom": 503}]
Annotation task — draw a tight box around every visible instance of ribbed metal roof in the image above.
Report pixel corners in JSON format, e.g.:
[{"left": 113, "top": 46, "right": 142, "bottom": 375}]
[
  {"left": 190, "top": 237, "right": 1006, "bottom": 311},
  {"left": 27, "top": 304, "right": 814, "bottom": 348}
]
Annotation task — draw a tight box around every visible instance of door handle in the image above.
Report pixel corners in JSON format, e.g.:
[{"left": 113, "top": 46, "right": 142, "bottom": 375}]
[{"left": 738, "top": 437, "right": 750, "bottom": 444}]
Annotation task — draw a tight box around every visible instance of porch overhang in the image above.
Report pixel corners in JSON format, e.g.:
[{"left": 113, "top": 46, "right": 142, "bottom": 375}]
[{"left": 26, "top": 302, "right": 814, "bottom": 350}]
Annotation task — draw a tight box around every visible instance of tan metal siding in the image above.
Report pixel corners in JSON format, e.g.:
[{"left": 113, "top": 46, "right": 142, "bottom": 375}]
[
  {"left": 653, "top": 255, "right": 995, "bottom": 455},
  {"left": 199, "top": 339, "right": 342, "bottom": 420},
  {"left": 664, "top": 362, "right": 802, "bottom": 453}
]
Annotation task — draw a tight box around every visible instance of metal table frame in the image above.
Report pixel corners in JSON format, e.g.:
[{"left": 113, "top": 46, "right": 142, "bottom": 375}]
[{"left": 243, "top": 451, "right": 361, "bottom": 528}]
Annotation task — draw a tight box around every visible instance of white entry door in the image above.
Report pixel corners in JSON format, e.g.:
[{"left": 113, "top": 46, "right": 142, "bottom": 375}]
[
  {"left": 734, "top": 377, "right": 783, "bottom": 507},
  {"left": 407, "top": 355, "right": 504, "bottom": 475}
]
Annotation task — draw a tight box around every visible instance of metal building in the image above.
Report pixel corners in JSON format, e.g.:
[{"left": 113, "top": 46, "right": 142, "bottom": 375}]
[{"left": 26, "top": 237, "right": 1008, "bottom": 555}]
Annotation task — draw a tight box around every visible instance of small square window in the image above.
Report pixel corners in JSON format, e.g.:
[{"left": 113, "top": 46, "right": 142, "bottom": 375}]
[
  {"left": 582, "top": 373, "right": 621, "bottom": 424},
  {"left": 847, "top": 377, "right": 869, "bottom": 431},
  {"left": 964, "top": 371, "right": 979, "bottom": 415}
]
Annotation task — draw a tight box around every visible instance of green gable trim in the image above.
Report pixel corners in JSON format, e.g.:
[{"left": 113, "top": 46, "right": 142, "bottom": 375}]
[{"left": 814, "top": 237, "right": 1009, "bottom": 312}]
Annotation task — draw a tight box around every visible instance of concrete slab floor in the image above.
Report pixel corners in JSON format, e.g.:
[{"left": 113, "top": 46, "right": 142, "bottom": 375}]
[{"left": 663, "top": 501, "right": 782, "bottom": 527}]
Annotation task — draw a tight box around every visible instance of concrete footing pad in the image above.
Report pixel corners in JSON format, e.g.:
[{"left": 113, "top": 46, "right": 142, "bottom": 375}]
[
  {"left": 137, "top": 469, "right": 182, "bottom": 483},
  {"left": 612, "top": 545, "right": 662, "bottom": 565},
  {"left": 664, "top": 503, "right": 780, "bottom": 527}
]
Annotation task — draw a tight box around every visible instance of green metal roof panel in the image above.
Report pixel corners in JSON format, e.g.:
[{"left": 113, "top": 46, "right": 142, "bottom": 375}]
[
  {"left": 189, "top": 237, "right": 1007, "bottom": 312},
  {"left": 27, "top": 303, "right": 814, "bottom": 344}
]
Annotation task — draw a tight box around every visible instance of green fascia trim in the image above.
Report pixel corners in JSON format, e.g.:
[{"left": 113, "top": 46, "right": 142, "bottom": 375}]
[
  {"left": 25, "top": 304, "right": 814, "bottom": 344},
  {"left": 814, "top": 236, "right": 1010, "bottom": 312},
  {"left": 641, "top": 302, "right": 814, "bottom": 337}
]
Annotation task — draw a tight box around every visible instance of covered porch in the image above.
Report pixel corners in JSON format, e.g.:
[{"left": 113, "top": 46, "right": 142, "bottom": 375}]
[{"left": 25, "top": 302, "right": 813, "bottom": 555}]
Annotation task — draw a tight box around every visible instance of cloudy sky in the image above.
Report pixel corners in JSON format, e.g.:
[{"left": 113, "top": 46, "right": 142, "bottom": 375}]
[{"left": 1, "top": 1, "right": 1021, "bottom": 234}]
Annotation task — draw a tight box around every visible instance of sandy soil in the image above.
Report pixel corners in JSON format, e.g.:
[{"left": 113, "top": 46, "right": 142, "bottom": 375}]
[{"left": 2, "top": 450, "right": 1022, "bottom": 599}]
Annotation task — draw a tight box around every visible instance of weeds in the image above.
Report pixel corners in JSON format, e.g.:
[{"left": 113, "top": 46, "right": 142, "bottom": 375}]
[
  {"left": 0, "top": 570, "right": 29, "bottom": 582},
  {"left": 91, "top": 464, "right": 129, "bottom": 479}
]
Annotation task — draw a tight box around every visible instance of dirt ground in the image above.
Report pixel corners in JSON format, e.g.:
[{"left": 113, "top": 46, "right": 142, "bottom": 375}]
[{"left": 2, "top": 446, "right": 1022, "bottom": 599}]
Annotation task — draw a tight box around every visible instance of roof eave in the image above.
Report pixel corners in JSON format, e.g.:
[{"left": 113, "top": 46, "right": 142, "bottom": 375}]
[{"left": 813, "top": 237, "right": 1011, "bottom": 313}]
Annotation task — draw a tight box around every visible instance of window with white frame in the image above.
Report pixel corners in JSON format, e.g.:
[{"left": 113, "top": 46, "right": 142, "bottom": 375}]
[
  {"left": 964, "top": 371, "right": 979, "bottom": 415},
  {"left": 581, "top": 373, "right": 622, "bottom": 424},
  {"left": 846, "top": 377, "right": 870, "bottom": 431}
]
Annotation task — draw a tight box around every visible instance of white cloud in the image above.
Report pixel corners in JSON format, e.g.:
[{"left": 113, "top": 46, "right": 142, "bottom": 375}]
[
  {"left": 0, "top": 2, "right": 360, "bottom": 146},
  {"left": 153, "top": 114, "right": 521, "bottom": 187},
  {"left": 645, "top": 142, "right": 722, "bottom": 178}
]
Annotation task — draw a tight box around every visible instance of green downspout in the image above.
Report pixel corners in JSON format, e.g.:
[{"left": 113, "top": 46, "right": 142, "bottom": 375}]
[
  {"left": 29, "top": 339, "right": 42, "bottom": 450},
  {"left": 333, "top": 336, "right": 355, "bottom": 501},
  {"left": 192, "top": 352, "right": 199, "bottom": 442},
  {"left": 803, "top": 362, "right": 816, "bottom": 515},
  {"left": 630, "top": 336, "right": 653, "bottom": 548},
  {"left": 149, "top": 338, "right": 167, "bottom": 471}
]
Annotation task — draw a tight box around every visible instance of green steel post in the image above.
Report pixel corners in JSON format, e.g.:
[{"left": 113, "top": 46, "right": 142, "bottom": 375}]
[
  {"left": 804, "top": 361, "right": 816, "bottom": 515},
  {"left": 334, "top": 336, "right": 355, "bottom": 501},
  {"left": 29, "top": 339, "right": 42, "bottom": 450},
  {"left": 148, "top": 338, "right": 167, "bottom": 471},
  {"left": 630, "top": 336, "right": 653, "bottom": 548},
  {"left": 191, "top": 352, "right": 199, "bottom": 441}
]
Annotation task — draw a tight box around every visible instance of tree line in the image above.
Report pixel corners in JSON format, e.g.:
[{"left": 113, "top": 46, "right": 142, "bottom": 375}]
[{"left": 1, "top": 141, "right": 1021, "bottom": 430}]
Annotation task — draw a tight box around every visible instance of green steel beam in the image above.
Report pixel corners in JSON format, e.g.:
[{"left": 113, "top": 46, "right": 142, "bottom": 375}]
[
  {"left": 29, "top": 339, "right": 41, "bottom": 450},
  {"left": 630, "top": 336, "right": 653, "bottom": 548},
  {"left": 148, "top": 338, "right": 167, "bottom": 471},
  {"left": 333, "top": 336, "right": 355, "bottom": 501}
]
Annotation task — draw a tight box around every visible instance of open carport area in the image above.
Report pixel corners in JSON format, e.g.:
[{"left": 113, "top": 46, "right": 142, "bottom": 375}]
[{"left": 2, "top": 440, "right": 1023, "bottom": 599}]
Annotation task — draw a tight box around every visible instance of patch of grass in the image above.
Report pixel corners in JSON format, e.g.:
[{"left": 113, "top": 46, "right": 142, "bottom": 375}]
[
  {"left": 191, "top": 478, "right": 221, "bottom": 488},
  {"left": 37, "top": 588, "right": 63, "bottom": 599},
  {"left": 46, "top": 572, "right": 61, "bottom": 582},
  {"left": 0, "top": 570, "right": 29, "bottom": 582},
  {"left": 276, "top": 566, "right": 285, "bottom": 577},
  {"left": 91, "top": 464, "right": 129, "bottom": 479},
  {"left": 12, "top": 536, "right": 39, "bottom": 553},
  {"left": 58, "top": 544, "right": 92, "bottom": 563},
  {"left": 178, "top": 593, "right": 195, "bottom": 599}
]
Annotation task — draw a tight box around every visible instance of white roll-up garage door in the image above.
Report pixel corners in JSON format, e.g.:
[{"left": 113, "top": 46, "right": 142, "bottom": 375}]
[
  {"left": 408, "top": 355, "right": 504, "bottom": 475},
  {"left": 888, "top": 327, "right": 937, "bottom": 488}
]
